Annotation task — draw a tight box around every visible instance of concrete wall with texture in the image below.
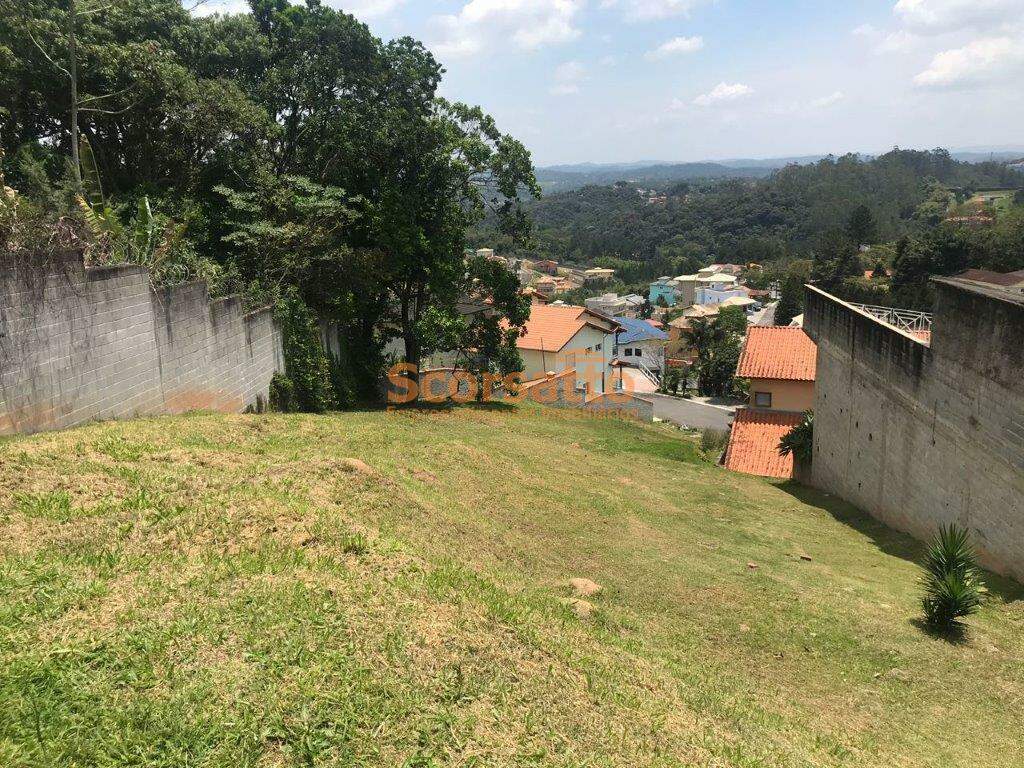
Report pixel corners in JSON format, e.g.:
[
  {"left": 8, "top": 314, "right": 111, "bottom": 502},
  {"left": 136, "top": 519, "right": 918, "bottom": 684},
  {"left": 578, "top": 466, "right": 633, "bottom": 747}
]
[
  {"left": 804, "top": 281, "right": 1024, "bottom": 579},
  {"left": 0, "top": 252, "right": 283, "bottom": 435}
]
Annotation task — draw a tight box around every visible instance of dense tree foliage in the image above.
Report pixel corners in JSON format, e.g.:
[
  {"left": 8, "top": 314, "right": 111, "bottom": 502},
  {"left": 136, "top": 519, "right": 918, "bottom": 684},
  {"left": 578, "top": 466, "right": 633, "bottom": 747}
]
[
  {"left": 478, "top": 148, "right": 1023, "bottom": 316},
  {"left": 1, "top": 0, "right": 539, "bottom": 404},
  {"left": 691, "top": 307, "right": 747, "bottom": 398},
  {"left": 476, "top": 150, "right": 1021, "bottom": 283}
]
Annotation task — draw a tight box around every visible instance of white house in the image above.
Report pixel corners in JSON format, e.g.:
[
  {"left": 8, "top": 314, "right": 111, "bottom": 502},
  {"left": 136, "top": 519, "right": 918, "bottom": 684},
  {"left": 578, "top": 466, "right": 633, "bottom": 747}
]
[
  {"left": 585, "top": 293, "right": 646, "bottom": 317},
  {"left": 516, "top": 304, "right": 619, "bottom": 395},
  {"left": 613, "top": 317, "right": 669, "bottom": 376},
  {"left": 695, "top": 273, "right": 744, "bottom": 305}
]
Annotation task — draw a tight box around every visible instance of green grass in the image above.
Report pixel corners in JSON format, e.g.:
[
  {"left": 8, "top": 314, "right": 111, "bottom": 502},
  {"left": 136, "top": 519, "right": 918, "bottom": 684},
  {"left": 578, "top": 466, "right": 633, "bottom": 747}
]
[{"left": 1, "top": 404, "right": 1022, "bottom": 767}]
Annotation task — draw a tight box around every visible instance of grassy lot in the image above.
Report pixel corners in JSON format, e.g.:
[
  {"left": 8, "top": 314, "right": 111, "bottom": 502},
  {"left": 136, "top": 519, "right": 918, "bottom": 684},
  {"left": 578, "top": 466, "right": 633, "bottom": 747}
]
[{"left": 1, "top": 404, "right": 1022, "bottom": 767}]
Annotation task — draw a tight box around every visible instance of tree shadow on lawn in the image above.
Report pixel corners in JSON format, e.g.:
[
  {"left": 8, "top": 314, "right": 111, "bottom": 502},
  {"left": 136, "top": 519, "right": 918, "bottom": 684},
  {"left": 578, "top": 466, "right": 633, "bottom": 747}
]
[{"left": 775, "top": 480, "right": 1024, "bottom": 607}]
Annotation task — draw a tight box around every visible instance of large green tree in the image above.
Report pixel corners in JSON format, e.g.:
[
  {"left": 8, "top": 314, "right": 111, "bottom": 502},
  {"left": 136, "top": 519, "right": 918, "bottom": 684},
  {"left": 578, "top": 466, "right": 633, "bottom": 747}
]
[{"left": 1, "top": 0, "right": 541, "bottom": 406}]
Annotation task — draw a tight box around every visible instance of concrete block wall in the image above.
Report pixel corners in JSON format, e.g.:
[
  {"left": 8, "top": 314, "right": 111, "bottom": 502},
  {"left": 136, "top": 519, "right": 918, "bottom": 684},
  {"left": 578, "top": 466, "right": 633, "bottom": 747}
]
[
  {"left": 0, "top": 252, "right": 283, "bottom": 436},
  {"left": 521, "top": 370, "right": 655, "bottom": 421},
  {"left": 804, "top": 283, "right": 1024, "bottom": 580}
]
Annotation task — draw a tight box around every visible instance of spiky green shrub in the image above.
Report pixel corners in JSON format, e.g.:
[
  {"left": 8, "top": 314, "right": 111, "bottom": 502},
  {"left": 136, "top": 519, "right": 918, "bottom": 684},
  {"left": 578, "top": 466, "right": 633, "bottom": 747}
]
[
  {"left": 778, "top": 411, "right": 814, "bottom": 464},
  {"left": 921, "top": 525, "right": 984, "bottom": 630}
]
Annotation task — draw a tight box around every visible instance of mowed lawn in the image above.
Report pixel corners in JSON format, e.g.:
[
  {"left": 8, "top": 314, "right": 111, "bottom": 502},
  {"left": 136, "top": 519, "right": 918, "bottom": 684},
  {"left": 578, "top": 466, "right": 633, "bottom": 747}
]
[{"left": 1, "top": 405, "right": 1022, "bottom": 768}]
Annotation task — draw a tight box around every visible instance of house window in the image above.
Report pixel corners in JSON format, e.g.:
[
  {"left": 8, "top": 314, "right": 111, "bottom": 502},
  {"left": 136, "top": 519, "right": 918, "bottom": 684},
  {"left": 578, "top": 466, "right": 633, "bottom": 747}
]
[
  {"left": 754, "top": 391, "right": 772, "bottom": 408},
  {"left": 624, "top": 348, "right": 633, "bottom": 357}
]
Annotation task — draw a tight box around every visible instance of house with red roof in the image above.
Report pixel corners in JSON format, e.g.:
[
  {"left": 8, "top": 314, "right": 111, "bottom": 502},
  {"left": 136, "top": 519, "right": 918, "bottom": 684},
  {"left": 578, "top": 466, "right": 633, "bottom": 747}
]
[
  {"left": 736, "top": 326, "right": 817, "bottom": 412},
  {"left": 516, "top": 304, "right": 620, "bottom": 395},
  {"left": 724, "top": 326, "right": 818, "bottom": 479}
]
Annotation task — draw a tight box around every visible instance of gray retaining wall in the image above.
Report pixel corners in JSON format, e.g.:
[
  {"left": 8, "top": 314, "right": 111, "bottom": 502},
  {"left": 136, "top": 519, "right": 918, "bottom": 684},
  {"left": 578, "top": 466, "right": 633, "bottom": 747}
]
[
  {"left": 803, "top": 281, "right": 1024, "bottom": 579},
  {"left": 0, "top": 252, "right": 284, "bottom": 435}
]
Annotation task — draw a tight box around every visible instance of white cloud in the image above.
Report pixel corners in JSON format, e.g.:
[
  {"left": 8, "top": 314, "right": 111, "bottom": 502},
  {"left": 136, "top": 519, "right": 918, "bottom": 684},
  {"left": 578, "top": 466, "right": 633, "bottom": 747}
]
[
  {"left": 810, "top": 91, "right": 845, "bottom": 108},
  {"left": 852, "top": 24, "right": 919, "bottom": 53},
  {"left": 693, "top": 82, "right": 753, "bottom": 106},
  {"left": 645, "top": 36, "right": 704, "bottom": 60},
  {"left": 550, "top": 61, "right": 586, "bottom": 95},
  {"left": 601, "top": 0, "right": 706, "bottom": 22},
  {"left": 894, "top": 0, "right": 1024, "bottom": 34},
  {"left": 334, "top": 0, "right": 406, "bottom": 19},
  {"left": 878, "top": 30, "right": 920, "bottom": 52},
  {"left": 430, "top": 0, "right": 584, "bottom": 59},
  {"left": 914, "top": 35, "right": 1024, "bottom": 86}
]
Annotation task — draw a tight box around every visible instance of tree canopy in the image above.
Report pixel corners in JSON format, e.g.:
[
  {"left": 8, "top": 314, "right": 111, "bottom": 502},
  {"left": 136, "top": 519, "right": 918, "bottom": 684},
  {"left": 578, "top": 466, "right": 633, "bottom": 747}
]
[{"left": 1, "top": 0, "right": 540, "bottom": 404}]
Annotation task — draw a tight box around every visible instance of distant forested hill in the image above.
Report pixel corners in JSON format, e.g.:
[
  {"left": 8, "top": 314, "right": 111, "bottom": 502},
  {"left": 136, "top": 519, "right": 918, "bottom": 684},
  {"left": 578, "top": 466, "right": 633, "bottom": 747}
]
[
  {"left": 483, "top": 150, "right": 1022, "bottom": 269},
  {"left": 535, "top": 162, "right": 772, "bottom": 192}
]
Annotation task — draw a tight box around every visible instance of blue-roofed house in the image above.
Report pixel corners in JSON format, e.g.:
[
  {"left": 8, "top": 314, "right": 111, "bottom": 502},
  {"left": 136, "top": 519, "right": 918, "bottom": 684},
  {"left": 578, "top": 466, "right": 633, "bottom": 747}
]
[{"left": 614, "top": 317, "right": 669, "bottom": 384}]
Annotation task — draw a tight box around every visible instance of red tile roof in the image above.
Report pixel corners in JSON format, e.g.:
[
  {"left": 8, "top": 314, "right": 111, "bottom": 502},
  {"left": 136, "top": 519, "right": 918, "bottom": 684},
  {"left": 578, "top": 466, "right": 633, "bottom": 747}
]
[
  {"left": 515, "top": 304, "right": 618, "bottom": 352},
  {"left": 736, "top": 327, "right": 817, "bottom": 382},
  {"left": 724, "top": 409, "right": 805, "bottom": 479}
]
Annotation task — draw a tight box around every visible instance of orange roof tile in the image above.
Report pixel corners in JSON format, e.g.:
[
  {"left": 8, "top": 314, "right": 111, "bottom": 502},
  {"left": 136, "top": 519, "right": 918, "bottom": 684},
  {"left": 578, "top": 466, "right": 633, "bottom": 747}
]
[
  {"left": 515, "top": 304, "right": 617, "bottom": 352},
  {"left": 724, "top": 409, "right": 805, "bottom": 479},
  {"left": 736, "top": 326, "right": 817, "bottom": 382}
]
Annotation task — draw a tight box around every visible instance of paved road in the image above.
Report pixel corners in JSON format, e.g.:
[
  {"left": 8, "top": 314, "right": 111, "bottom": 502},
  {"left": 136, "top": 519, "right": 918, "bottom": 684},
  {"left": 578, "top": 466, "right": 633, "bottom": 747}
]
[
  {"left": 751, "top": 301, "right": 778, "bottom": 326},
  {"left": 648, "top": 394, "right": 736, "bottom": 430}
]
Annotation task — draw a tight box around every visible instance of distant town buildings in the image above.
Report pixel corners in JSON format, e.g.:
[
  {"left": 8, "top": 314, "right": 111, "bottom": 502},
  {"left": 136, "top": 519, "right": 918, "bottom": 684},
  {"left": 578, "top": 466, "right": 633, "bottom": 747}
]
[
  {"left": 585, "top": 292, "right": 645, "bottom": 317},
  {"left": 648, "top": 277, "right": 679, "bottom": 307},
  {"left": 583, "top": 267, "right": 616, "bottom": 285},
  {"left": 672, "top": 274, "right": 699, "bottom": 306},
  {"left": 704, "top": 263, "right": 745, "bottom": 277},
  {"left": 696, "top": 274, "right": 746, "bottom": 306}
]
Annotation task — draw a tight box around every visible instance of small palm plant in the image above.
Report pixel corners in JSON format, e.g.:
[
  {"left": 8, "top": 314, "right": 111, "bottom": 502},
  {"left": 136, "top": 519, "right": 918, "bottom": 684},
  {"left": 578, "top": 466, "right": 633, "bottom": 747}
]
[
  {"left": 921, "top": 525, "right": 984, "bottom": 631},
  {"left": 778, "top": 411, "right": 814, "bottom": 464}
]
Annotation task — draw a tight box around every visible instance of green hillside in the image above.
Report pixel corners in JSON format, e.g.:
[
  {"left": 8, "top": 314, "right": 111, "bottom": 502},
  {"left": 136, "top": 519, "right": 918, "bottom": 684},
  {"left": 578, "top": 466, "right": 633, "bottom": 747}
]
[{"left": 1, "top": 406, "right": 1021, "bottom": 767}]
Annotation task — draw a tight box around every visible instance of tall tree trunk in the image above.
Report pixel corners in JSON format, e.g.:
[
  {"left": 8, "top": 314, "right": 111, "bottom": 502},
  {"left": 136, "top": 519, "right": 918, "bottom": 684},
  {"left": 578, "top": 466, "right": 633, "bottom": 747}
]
[
  {"left": 69, "top": 0, "right": 80, "bottom": 187},
  {"left": 400, "top": 287, "right": 421, "bottom": 392}
]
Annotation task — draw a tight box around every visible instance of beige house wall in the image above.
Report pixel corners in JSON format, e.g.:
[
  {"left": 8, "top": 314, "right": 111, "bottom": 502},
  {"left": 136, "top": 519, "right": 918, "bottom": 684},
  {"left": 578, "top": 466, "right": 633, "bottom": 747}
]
[
  {"left": 747, "top": 378, "right": 815, "bottom": 412},
  {"left": 675, "top": 280, "right": 696, "bottom": 307},
  {"left": 520, "top": 325, "right": 614, "bottom": 394}
]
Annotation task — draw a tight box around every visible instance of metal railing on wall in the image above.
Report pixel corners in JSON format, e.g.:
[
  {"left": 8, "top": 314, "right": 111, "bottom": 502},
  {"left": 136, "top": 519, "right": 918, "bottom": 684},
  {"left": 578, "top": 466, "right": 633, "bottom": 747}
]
[{"left": 849, "top": 303, "right": 933, "bottom": 335}]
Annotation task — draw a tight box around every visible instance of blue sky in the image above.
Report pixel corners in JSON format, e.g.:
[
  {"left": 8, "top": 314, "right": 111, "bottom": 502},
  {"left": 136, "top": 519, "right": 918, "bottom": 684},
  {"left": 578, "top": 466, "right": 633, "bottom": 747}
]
[{"left": 192, "top": 1, "right": 1024, "bottom": 166}]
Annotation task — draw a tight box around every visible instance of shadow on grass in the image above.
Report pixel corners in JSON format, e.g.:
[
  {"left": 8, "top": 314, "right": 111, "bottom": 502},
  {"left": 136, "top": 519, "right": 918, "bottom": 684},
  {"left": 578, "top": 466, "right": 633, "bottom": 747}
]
[
  {"left": 775, "top": 480, "right": 1024, "bottom": 606},
  {"left": 909, "top": 617, "right": 970, "bottom": 646}
]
